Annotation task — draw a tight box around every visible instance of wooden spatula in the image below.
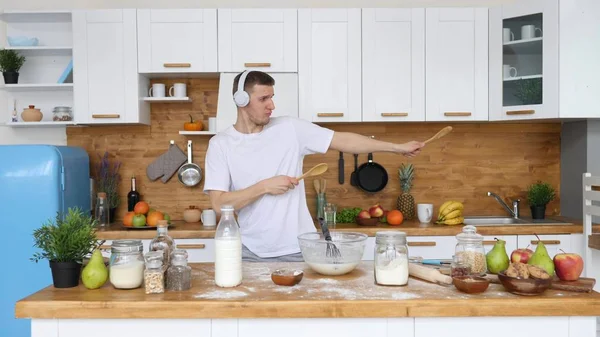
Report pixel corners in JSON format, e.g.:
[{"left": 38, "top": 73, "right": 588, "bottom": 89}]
[
  {"left": 297, "top": 163, "right": 328, "bottom": 181},
  {"left": 424, "top": 126, "right": 453, "bottom": 144}
]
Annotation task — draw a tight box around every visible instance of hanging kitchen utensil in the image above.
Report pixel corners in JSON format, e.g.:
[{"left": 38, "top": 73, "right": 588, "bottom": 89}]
[
  {"left": 338, "top": 152, "right": 344, "bottom": 184},
  {"left": 356, "top": 137, "right": 388, "bottom": 193},
  {"left": 146, "top": 140, "right": 187, "bottom": 183},
  {"left": 350, "top": 154, "right": 359, "bottom": 186},
  {"left": 177, "top": 140, "right": 202, "bottom": 187},
  {"left": 297, "top": 163, "right": 328, "bottom": 181},
  {"left": 424, "top": 126, "right": 453, "bottom": 144}
]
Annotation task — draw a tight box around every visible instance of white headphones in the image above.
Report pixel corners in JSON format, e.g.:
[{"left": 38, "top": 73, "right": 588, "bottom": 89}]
[{"left": 233, "top": 70, "right": 251, "bottom": 108}]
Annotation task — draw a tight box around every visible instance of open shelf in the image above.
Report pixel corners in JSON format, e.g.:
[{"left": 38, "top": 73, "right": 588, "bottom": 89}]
[
  {"left": 503, "top": 74, "right": 543, "bottom": 82},
  {"left": 2, "top": 83, "right": 73, "bottom": 91},
  {"left": 179, "top": 131, "right": 217, "bottom": 135},
  {"left": 5, "top": 46, "right": 72, "bottom": 56},
  {"left": 143, "top": 97, "right": 192, "bottom": 103},
  {"left": 5, "top": 121, "right": 75, "bottom": 127}
]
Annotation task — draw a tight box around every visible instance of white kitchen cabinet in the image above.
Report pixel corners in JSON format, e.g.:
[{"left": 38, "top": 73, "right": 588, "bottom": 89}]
[
  {"left": 218, "top": 9, "right": 297, "bottom": 73},
  {"left": 176, "top": 239, "right": 215, "bottom": 263},
  {"left": 362, "top": 8, "right": 425, "bottom": 122},
  {"left": 489, "top": 0, "right": 600, "bottom": 120},
  {"left": 298, "top": 9, "right": 362, "bottom": 123},
  {"left": 425, "top": 8, "right": 488, "bottom": 122},
  {"left": 72, "top": 9, "right": 150, "bottom": 125},
  {"left": 137, "top": 9, "right": 217, "bottom": 73}
]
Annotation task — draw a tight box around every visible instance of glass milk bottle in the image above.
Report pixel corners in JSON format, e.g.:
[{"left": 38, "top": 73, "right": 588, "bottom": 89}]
[{"left": 214, "top": 205, "right": 242, "bottom": 287}]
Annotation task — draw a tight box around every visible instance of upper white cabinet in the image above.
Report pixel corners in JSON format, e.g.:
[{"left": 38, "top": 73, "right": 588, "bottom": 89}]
[
  {"left": 73, "top": 9, "right": 149, "bottom": 125},
  {"left": 362, "top": 8, "right": 425, "bottom": 122},
  {"left": 218, "top": 9, "right": 297, "bottom": 73},
  {"left": 298, "top": 9, "right": 362, "bottom": 123},
  {"left": 137, "top": 9, "right": 218, "bottom": 73},
  {"left": 425, "top": 8, "right": 489, "bottom": 122}
]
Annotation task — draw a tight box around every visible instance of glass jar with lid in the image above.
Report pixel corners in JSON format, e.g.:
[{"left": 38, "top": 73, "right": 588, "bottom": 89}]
[
  {"left": 144, "top": 251, "right": 165, "bottom": 294},
  {"left": 166, "top": 249, "right": 192, "bottom": 291},
  {"left": 374, "top": 231, "right": 409, "bottom": 286},
  {"left": 109, "top": 239, "right": 144, "bottom": 289},
  {"left": 454, "top": 225, "right": 487, "bottom": 276}
]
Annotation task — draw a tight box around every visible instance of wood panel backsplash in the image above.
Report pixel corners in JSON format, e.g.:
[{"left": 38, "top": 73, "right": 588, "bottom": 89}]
[{"left": 67, "top": 78, "right": 561, "bottom": 222}]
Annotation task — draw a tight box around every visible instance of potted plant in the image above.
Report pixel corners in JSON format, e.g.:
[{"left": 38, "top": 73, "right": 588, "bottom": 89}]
[
  {"left": 95, "top": 151, "right": 121, "bottom": 222},
  {"left": 31, "top": 207, "right": 99, "bottom": 288},
  {"left": 527, "top": 181, "right": 556, "bottom": 220},
  {"left": 0, "top": 49, "right": 26, "bottom": 84}
]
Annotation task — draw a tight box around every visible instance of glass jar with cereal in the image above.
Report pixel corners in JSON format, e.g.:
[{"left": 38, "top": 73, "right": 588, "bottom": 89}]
[{"left": 454, "top": 225, "right": 487, "bottom": 276}]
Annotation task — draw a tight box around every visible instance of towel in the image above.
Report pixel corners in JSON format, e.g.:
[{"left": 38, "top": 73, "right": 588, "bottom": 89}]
[{"left": 146, "top": 142, "right": 187, "bottom": 183}]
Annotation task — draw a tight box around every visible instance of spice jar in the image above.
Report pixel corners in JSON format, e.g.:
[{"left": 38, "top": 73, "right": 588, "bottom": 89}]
[
  {"left": 374, "top": 231, "right": 409, "bottom": 286},
  {"left": 109, "top": 240, "right": 144, "bottom": 289},
  {"left": 144, "top": 251, "right": 165, "bottom": 294},
  {"left": 166, "top": 249, "right": 192, "bottom": 291},
  {"left": 454, "top": 225, "right": 487, "bottom": 276},
  {"left": 450, "top": 253, "right": 471, "bottom": 277}
]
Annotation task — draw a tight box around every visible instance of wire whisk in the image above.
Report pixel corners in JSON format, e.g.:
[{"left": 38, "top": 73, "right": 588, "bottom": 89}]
[{"left": 318, "top": 217, "right": 341, "bottom": 259}]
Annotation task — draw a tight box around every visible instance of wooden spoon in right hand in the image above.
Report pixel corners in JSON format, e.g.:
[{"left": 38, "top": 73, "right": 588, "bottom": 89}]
[
  {"left": 424, "top": 126, "right": 453, "bottom": 144},
  {"left": 297, "top": 163, "right": 328, "bottom": 181}
]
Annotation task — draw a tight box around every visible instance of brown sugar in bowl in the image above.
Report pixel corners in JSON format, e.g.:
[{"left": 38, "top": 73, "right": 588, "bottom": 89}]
[
  {"left": 453, "top": 275, "right": 490, "bottom": 294},
  {"left": 271, "top": 269, "right": 304, "bottom": 286}
]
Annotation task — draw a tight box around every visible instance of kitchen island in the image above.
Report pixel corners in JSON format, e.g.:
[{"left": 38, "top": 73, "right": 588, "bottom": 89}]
[{"left": 16, "top": 262, "right": 600, "bottom": 337}]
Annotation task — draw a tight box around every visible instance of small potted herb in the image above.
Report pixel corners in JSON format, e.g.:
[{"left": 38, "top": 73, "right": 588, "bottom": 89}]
[
  {"left": 31, "top": 208, "right": 100, "bottom": 288},
  {"left": 0, "top": 49, "right": 26, "bottom": 84},
  {"left": 95, "top": 151, "right": 121, "bottom": 222},
  {"left": 526, "top": 181, "right": 556, "bottom": 219}
]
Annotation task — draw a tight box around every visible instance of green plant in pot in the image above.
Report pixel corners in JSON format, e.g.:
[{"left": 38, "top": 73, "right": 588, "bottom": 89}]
[
  {"left": 95, "top": 151, "right": 121, "bottom": 222},
  {"left": 0, "top": 49, "right": 26, "bottom": 84},
  {"left": 31, "top": 207, "right": 99, "bottom": 288},
  {"left": 527, "top": 181, "right": 556, "bottom": 220}
]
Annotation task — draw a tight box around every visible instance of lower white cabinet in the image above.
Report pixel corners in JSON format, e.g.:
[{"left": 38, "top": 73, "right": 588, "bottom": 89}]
[{"left": 176, "top": 238, "right": 216, "bottom": 262}]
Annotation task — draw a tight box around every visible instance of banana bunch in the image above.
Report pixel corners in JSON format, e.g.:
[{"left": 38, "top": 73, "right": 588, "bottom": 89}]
[{"left": 436, "top": 201, "right": 465, "bottom": 225}]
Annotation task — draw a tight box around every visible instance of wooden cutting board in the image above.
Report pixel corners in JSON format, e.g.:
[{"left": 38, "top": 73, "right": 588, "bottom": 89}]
[{"left": 485, "top": 274, "right": 596, "bottom": 293}]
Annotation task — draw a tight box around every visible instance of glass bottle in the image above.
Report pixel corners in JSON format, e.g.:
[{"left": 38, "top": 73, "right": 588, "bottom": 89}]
[
  {"left": 127, "top": 175, "right": 140, "bottom": 212},
  {"left": 109, "top": 240, "right": 144, "bottom": 289},
  {"left": 149, "top": 220, "right": 175, "bottom": 267},
  {"left": 214, "top": 205, "right": 242, "bottom": 288},
  {"left": 166, "top": 249, "right": 192, "bottom": 291},
  {"left": 455, "top": 225, "right": 487, "bottom": 276},
  {"left": 95, "top": 192, "right": 110, "bottom": 228},
  {"left": 144, "top": 251, "right": 164, "bottom": 294},
  {"left": 374, "top": 231, "right": 409, "bottom": 286}
]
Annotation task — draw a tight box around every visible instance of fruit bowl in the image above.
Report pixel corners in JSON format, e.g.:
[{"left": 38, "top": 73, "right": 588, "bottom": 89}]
[
  {"left": 297, "top": 231, "right": 368, "bottom": 276},
  {"left": 452, "top": 276, "right": 490, "bottom": 294},
  {"left": 497, "top": 271, "right": 552, "bottom": 296},
  {"left": 355, "top": 217, "right": 380, "bottom": 226}
]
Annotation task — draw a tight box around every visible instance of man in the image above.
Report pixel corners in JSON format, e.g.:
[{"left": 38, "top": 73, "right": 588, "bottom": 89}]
[{"left": 204, "top": 70, "right": 425, "bottom": 262}]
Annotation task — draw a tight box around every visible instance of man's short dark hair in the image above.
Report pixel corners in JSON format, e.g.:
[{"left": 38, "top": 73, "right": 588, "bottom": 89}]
[{"left": 232, "top": 71, "right": 275, "bottom": 96}]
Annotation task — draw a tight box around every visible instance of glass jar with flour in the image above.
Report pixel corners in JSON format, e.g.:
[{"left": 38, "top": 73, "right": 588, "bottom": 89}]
[{"left": 374, "top": 231, "right": 409, "bottom": 286}]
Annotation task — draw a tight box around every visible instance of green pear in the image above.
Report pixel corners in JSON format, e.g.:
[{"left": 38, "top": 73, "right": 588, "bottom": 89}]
[
  {"left": 486, "top": 238, "right": 510, "bottom": 274},
  {"left": 82, "top": 249, "right": 108, "bottom": 290},
  {"left": 527, "top": 234, "right": 555, "bottom": 275}
]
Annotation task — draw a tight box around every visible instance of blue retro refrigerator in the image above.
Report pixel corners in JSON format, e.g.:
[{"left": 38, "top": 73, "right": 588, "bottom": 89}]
[{"left": 0, "top": 145, "right": 91, "bottom": 337}]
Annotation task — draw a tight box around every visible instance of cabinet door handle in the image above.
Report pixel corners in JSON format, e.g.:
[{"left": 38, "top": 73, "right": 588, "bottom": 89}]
[
  {"left": 506, "top": 109, "right": 535, "bottom": 115},
  {"left": 444, "top": 112, "right": 472, "bottom": 117},
  {"left": 177, "top": 244, "right": 206, "bottom": 250},
  {"left": 531, "top": 240, "right": 561, "bottom": 245},
  {"left": 381, "top": 112, "right": 408, "bottom": 117},
  {"left": 407, "top": 241, "right": 437, "bottom": 247},
  {"left": 92, "top": 114, "right": 120, "bottom": 119},
  {"left": 244, "top": 62, "right": 271, "bottom": 67},
  {"left": 317, "top": 113, "right": 344, "bottom": 117},
  {"left": 99, "top": 245, "right": 111, "bottom": 250},
  {"left": 483, "top": 241, "right": 498, "bottom": 245},
  {"left": 163, "top": 63, "right": 191, "bottom": 68}
]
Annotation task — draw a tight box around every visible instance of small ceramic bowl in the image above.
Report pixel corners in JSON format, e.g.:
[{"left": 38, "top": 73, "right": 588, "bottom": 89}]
[
  {"left": 497, "top": 271, "right": 552, "bottom": 296},
  {"left": 355, "top": 217, "right": 380, "bottom": 226},
  {"left": 7, "top": 36, "right": 39, "bottom": 46},
  {"left": 453, "top": 276, "right": 490, "bottom": 294},
  {"left": 271, "top": 269, "right": 304, "bottom": 286}
]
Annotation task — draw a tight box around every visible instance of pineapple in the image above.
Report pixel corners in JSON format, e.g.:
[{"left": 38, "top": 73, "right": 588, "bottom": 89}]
[{"left": 396, "top": 163, "right": 416, "bottom": 220}]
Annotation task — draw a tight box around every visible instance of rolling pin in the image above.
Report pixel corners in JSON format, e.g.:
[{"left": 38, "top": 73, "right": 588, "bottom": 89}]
[{"left": 409, "top": 263, "right": 453, "bottom": 285}]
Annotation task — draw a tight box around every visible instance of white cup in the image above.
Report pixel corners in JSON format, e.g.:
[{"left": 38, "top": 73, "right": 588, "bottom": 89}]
[
  {"left": 417, "top": 204, "right": 433, "bottom": 223},
  {"left": 169, "top": 83, "right": 187, "bottom": 98},
  {"left": 148, "top": 83, "right": 166, "bottom": 97},
  {"left": 503, "top": 28, "right": 514, "bottom": 43},
  {"left": 503, "top": 64, "right": 518, "bottom": 79},
  {"left": 201, "top": 209, "right": 217, "bottom": 227},
  {"left": 521, "top": 25, "right": 542, "bottom": 40},
  {"left": 209, "top": 117, "right": 217, "bottom": 132}
]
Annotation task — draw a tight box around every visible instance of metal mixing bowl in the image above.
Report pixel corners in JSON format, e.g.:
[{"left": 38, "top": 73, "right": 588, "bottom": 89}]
[{"left": 297, "top": 232, "right": 368, "bottom": 276}]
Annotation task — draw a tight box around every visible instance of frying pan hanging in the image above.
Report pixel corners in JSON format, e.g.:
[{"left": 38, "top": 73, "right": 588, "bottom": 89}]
[
  {"left": 177, "top": 140, "right": 202, "bottom": 187},
  {"left": 356, "top": 152, "right": 388, "bottom": 193}
]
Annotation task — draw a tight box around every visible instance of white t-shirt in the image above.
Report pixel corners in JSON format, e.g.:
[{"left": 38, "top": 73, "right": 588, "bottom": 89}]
[{"left": 203, "top": 116, "right": 335, "bottom": 258}]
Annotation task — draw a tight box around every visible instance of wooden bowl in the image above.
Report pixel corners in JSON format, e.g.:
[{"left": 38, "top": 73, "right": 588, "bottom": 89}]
[
  {"left": 271, "top": 269, "right": 304, "bottom": 286},
  {"left": 452, "top": 276, "right": 490, "bottom": 294},
  {"left": 355, "top": 217, "right": 380, "bottom": 226},
  {"left": 497, "top": 271, "right": 552, "bottom": 296}
]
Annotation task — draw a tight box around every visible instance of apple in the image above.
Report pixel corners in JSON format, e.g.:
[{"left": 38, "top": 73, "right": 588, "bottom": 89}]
[
  {"left": 380, "top": 210, "right": 389, "bottom": 223},
  {"left": 511, "top": 246, "right": 534, "bottom": 263},
  {"left": 358, "top": 210, "right": 371, "bottom": 219},
  {"left": 554, "top": 250, "right": 584, "bottom": 281},
  {"left": 132, "top": 214, "right": 146, "bottom": 227},
  {"left": 368, "top": 204, "right": 384, "bottom": 218}
]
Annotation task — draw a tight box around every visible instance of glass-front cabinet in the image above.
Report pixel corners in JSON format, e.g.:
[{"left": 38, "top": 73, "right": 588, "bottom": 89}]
[{"left": 488, "top": 0, "right": 559, "bottom": 121}]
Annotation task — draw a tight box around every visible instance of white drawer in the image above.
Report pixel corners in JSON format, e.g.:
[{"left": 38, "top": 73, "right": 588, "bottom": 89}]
[
  {"left": 363, "top": 236, "right": 456, "bottom": 260},
  {"left": 517, "top": 234, "right": 571, "bottom": 259},
  {"left": 176, "top": 238, "right": 215, "bottom": 262}
]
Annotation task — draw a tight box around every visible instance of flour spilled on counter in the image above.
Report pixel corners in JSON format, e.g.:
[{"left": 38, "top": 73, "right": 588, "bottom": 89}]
[{"left": 194, "top": 290, "right": 249, "bottom": 299}]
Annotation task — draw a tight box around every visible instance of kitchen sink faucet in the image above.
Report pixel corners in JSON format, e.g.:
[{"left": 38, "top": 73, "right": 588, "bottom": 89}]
[{"left": 487, "top": 192, "right": 520, "bottom": 219}]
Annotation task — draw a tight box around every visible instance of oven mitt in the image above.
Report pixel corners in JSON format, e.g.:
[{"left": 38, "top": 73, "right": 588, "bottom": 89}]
[{"left": 160, "top": 143, "right": 187, "bottom": 183}]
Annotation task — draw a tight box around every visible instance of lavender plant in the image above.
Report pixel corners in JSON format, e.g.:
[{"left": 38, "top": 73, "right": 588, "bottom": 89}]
[{"left": 95, "top": 152, "right": 121, "bottom": 209}]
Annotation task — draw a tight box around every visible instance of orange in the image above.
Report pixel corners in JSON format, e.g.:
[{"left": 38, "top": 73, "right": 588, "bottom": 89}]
[
  {"left": 147, "top": 211, "right": 164, "bottom": 227},
  {"left": 387, "top": 210, "right": 404, "bottom": 226},
  {"left": 134, "top": 201, "right": 150, "bottom": 215},
  {"left": 123, "top": 211, "right": 135, "bottom": 227}
]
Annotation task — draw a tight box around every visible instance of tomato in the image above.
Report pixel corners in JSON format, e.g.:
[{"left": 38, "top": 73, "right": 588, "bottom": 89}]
[
  {"left": 123, "top": 211, "right": 135, "bottom": 227},
  {"left": 184, "top": 114, "right": 203, "bottom": 131},
  {"left": 387, "top": 210, "right": 404, "bottom": 226},
  {"left": 134, "top": 201, "right": 150, "bottom": 215},
  {"left": 132, "top": 214, "right": 146, "bottom": 227}
]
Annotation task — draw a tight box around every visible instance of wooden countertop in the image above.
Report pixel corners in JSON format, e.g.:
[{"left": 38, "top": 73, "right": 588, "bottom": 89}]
[
  {"left": 15, "top": 262, "right": 600, "bottom": 319},
  {"left": 95, "top": 217, "right": 599, "bottom": 240}
]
